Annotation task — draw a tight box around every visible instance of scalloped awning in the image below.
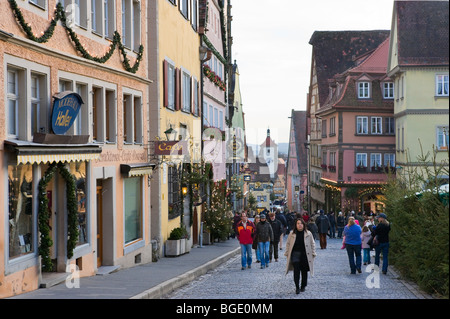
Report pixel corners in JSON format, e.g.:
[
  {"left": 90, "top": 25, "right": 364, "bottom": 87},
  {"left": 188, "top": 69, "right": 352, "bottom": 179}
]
[{"left": 4, "top": 140, "right": 102, "bottom": 165}]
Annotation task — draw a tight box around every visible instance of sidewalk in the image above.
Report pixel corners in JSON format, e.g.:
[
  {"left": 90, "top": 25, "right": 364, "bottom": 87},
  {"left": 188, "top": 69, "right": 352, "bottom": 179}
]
[{"left": 8, "top": 239, "right": 240, "bottom": 299}]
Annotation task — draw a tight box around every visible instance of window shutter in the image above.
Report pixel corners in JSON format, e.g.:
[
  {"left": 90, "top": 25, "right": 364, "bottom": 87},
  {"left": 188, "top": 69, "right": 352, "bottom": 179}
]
[
  {"left": 197, "top": 81, "right": 201, "bottom": 118},
  {"left": 163, "top": 60, "right": 168, "bottom": 108},
  {"left": 191, "top": 77, "right": 195, "bottom": 115}
]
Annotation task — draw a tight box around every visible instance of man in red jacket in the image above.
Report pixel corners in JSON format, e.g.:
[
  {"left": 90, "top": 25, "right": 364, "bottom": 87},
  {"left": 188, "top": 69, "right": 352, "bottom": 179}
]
[{"left": 236, "top": 211, "right": 255, "bottom": 270}]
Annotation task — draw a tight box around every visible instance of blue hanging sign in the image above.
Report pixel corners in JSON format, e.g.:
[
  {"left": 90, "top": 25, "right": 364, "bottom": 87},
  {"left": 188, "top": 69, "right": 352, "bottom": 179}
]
[{"left": 51, "top": 91, "right": 83, "bottom": 135}]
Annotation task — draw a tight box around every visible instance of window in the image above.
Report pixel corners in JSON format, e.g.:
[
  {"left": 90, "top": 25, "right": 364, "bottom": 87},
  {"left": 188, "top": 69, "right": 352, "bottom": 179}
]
[
  {"left": 436, "top": 75, "right": 449, "bottom": 96},
  {"left": 437, "top": 126, "right": 449, "bottom": 150},
  {"left": 182, "top": 72, "right": 191, "bottom": 113},
  {"left": 74, "top": 83, "right": 88, "bottom": 135},
  {"left": 385, "top": 117, "right": 395, "bottom": 135},
  {"left": 329, "top": 117, "right": 336, "bottom": 136},
  {"left": 31, "top": 74, "right": 41, "bottom": 136},
  {"left": 104, "top": 0, "right": 115, "bottom": 38},
  {"left": 124, "top": 177, "right": 142, "bottom": 244},
  {"left": 370, "top": 153, "right": 382, "bottom": 169},
  {"left": 219, "top": 110, "right": 223, "bottom": 131},
  {"left": 69, "top": 161, "right": 88, "bottom": 245},
  {"left": 29, "top": 0, "right": 45, "bottom": 8},
  {"left": 383, "top": 82, "right": 394, "bottom": 99},
  {"left": 329, "top": 152, "right": 336, "bottom": 169},
  {"left": 122, "top": 0, "right": 141, "bottom": 51},
  {"left": 384, "top": 153, "right": 395, "bottom": 168},
  {"left": 214, "top": 108, "right": 218, "bottom": 128},
  {"left": 180, "top": 0, "right": 188, "bottom": 18},
  {"left": 105, "top": 89, "right": 116, "bottom": 143},
  {"left": 92, "top": 87, "right": 101, "bottom": 142},
  {"left": 356, "top": 116, "right": 368, "bottom": 135},
  {"left": 371, "top": 117, "right": 382, "bottom": 134},
  {"left": 192, "top": 0, "right": 197, "bottom": 30},
  {"left": 75, "top": 0, "right": 88, "bottom": 28},
  {"left": 7, "top": 70, "right": 19, "bottom": 137},
  {"left": 8, "top": 163, "right": 34, "bottom": 259},
  {"left": 91, "top": 0, "right": 102, "bottom": 34},
  {"left": 163, "top": 60, "right": 176, "bottom": 110},
  {"left": 358, "top": 82, "right": 370, "bottom": 98},
  {"left": 168, "top": 166, "right": 180, "bottom": 219},
  {"left": 209, "top": 105, "right": 213, "bottom": 127},
  {"left": 321, "top": 119, "right": 327, "bottom": 137},
  {"left": 193, "top": 78, "right": 199, "bottom": 116},
  {"left": 203, "top": 102, "right": 208, "bottom": 124},
  {"left": 356, "top": 153, "right": 367, "bottom": 168},
  {"left": 123, "top": 91, "right": 143, "bottom": 144}
]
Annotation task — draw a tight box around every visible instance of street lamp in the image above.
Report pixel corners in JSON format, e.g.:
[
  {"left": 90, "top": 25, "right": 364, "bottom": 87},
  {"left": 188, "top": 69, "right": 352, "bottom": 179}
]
[{"left": 164, "top": 126, "right": 177, "bottom": 141}]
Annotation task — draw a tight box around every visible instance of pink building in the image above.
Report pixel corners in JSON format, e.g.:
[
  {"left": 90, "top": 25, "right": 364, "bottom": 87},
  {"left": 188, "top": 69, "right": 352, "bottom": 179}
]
[
  {"left": 286, "top": 110, "right": 308, "bottom": 213},
  {"left": 316, "top": 38, "right": 395, "bottom": 214}
]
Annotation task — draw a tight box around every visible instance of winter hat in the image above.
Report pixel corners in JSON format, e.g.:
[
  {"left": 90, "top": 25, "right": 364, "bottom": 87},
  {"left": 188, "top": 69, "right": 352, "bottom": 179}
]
[
  {"left": 260, "top": 214, "right": 266, "bottom": 219},
  {"left": 378, "top": 213, "right": 387, "bottom": 219}
]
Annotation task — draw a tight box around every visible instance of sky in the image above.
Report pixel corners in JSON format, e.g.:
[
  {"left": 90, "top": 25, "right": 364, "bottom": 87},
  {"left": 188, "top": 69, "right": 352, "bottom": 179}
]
[{"left": 231, "top": 0, "right": 395, "bottom": 145}]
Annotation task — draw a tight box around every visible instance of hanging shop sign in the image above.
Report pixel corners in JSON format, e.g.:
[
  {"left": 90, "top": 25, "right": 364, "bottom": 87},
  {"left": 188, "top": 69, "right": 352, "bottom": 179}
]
[
  {"left": 51, "top": 91, "right": 83, "bottom": 135},
  {"left": 154, "top": 141, "right": 187, "bottom": 156}
]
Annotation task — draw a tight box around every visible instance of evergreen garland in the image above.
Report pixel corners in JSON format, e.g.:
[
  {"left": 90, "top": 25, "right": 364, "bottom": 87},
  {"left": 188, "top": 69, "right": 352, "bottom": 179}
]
[
  {"left": 38, "top": 162, "right": 79, "bottom": 272},
  {"left": 8, "top": 0, "right": 144, "bottom": 74}
]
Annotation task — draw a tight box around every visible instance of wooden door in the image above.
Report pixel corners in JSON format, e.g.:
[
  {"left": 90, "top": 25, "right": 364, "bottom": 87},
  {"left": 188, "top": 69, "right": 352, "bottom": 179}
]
[{"left": 96, "top": 186, "right": 103, "bottom": 268}]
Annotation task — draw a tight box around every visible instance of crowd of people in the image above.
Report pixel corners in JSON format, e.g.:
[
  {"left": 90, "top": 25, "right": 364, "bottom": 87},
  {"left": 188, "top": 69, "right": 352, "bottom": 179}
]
[{"left": 232, "top": 207, "right": 391, "bottom": 294}]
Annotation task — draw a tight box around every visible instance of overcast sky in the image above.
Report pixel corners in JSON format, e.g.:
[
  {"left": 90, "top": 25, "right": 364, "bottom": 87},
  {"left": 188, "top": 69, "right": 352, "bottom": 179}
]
[{"left": 231, "top": 0, "right": 395, "bottom": 145}]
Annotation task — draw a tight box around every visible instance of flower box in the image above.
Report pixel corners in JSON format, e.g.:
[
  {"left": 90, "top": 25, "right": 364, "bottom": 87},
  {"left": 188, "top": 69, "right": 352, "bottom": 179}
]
[
  {"left": 328, "top": 165, "right": 336, "bottom": 172},
  {"left": 356, "top": 166, "right": 367, "bottom": 172}
]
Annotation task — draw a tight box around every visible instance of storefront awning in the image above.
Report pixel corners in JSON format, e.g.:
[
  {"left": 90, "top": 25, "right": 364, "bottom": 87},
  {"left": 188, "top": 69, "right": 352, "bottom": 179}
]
[
  {"left": 4, "top": 140, "right": 102, "bottom": 165},
  {"left": 120, "top": 163, "right": 156, "bottom": 177}
]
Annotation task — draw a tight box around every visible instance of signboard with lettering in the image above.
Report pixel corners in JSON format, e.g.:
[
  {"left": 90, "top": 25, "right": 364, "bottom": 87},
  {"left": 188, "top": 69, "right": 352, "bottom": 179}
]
[
  {"left": 51, "top": 91, "right": 83, "bottom": 135},
  {"left": 154, "top": 141, "right": 187, "bottom": 155}
]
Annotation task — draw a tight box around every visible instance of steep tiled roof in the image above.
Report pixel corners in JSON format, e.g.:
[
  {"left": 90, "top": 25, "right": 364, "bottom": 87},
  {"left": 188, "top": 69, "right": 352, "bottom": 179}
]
[
  {"left": 309, "top": 30, "right": 390, "bottom": 106},
  {"left": 395, "top": 0, "right": 449, "bottom": 66}
]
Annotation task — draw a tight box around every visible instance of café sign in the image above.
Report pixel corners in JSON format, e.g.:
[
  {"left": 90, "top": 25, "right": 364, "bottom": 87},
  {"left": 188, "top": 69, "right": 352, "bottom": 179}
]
[
  {"left": 154, "top": 141, "right": 187, "bottom": 156},
  {"left": 51, "top": 91, "right": 83, "bottom": 135}
]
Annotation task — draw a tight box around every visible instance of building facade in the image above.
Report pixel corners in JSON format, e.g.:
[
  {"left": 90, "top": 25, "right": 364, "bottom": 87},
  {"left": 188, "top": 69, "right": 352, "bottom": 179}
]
[
  {"left": 307, "top": 30, "right": 390, "bottom": 213},
  {"left": 387, "top": 0, "right": 449, "bottom": 187},
  {"left": 1, "top": 0, "right": 151, "bottom": 297},
  {"left": 148, "top": 0, "right": 203, "bottom": 252},
  {"left": 316, "top": 38, "right": 395, "bottom": 214}
]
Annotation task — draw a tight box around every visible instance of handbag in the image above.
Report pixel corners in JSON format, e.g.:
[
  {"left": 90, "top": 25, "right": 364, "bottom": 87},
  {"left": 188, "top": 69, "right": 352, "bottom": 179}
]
[{"left": 372, "top": 235, "right": 379, "bottom": 246}]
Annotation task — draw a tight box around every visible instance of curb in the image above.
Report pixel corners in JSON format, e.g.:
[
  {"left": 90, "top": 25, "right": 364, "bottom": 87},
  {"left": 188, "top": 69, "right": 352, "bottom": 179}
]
[{"left": 130, "top": 247, "right": 240, "bottom": 299}]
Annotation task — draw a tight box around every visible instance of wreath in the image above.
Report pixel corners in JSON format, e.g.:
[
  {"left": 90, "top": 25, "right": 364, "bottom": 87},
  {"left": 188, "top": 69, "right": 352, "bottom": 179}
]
[{"left": 38, "top": 162, "right": 79, "bottom": 272}]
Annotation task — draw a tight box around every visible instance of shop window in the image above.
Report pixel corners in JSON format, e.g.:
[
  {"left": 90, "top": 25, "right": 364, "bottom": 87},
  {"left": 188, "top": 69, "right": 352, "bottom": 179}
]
[
  {"left": 124, "top": 177, "right": 142, "bottom": 244},
  {"left": 8, "top": 164, "right": 34, "bottom": 259},
  {"left": 168, "top": 166, "right": 181, "bottom": 219},
  {"left": 69, "top": 162, "right": 88, "bottom": 245}
]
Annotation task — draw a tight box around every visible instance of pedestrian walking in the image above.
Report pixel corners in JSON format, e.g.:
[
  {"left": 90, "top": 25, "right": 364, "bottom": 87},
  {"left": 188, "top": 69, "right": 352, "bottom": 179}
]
[
  {"left": 328, "top": 211, "right": 336, "bottom": 238},
  {"left": 252, "top": 215, "right": 261, "bottom": 263},
  {"left": 285, "top": 218, "right": 316, "bottom": 294},
  {"left": 307, "top": 219, "right": 318, "bottom": 241},
  {"left": 275, "top": 209, "right": 287, "bottom": 250},
  {"left": 337, "top": 211, "right": 345, "bottom": 238},
  {"left": 361, "top": 225, "right": 372, "bottom": 265},
  {"left": 268, "top": 212, "right": 283, "bottom": 262},
  {"left": 373, "top": 213, "right": 391, "bottom": 274},
  {"left": 255, "top": 213, "right": 273, "bottom": 269},
  {"left": 236, "top": 212, "right": 255, "bottom": 270},
  {"left": 343, "top": 217, "right": 362, "bottom": 274},
  {"left": 315, "top": 210, "right": 330, "bottom": 249}
]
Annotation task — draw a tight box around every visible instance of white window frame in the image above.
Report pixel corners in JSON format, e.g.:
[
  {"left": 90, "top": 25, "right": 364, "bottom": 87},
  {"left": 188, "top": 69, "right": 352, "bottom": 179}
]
[
  {"left": 7, "top": 69, "right": 19, "bottom": 138},
  {"left": 436, "top": 74, "right": 449, "bottom": 97},
  {"left": 31, "top": 74, "right": 41, "bottom": 137},
  {"left": 370, "top": 153, "right": 382, "bottom": 169},
  {"left": 358, "top": 82, "right": 370, "bottom": 99},
  {"left": 356, "top": 153, "right": 367, "bottom": 168},
  {"left": 384, "top": 153, "right": 395, "bottom": 168},
  {"left": 356, "top": 116, "right": 368, "bottom": 135},
  {"left": 371, "top": 117, "right": 382, "bottom": 135},
  {"left": 182, "top": 71, "right": 191, "bottom": 113},
  {"left": 123, "top": 88, "right": 143, "bottom": 145},
  {"left": 383, "top": 82, "right": 394, "bottom": 99},
  {"left": 437, "top": 126, "right": 449, "bottom": 150}
]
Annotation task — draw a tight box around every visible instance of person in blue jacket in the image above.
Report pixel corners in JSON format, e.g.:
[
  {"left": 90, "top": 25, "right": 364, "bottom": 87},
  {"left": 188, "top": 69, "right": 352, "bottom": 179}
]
[{"left": 343, "top": 217, "right": 362, "bottom": 274}]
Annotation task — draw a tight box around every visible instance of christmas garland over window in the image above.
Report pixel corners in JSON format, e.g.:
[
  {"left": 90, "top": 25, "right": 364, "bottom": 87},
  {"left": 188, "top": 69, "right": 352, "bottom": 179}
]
[
  {"left": 8, "top": 0, "right": 143, "bottom": 74},
  {"left": 38, "top": 162, "right": 79, "bottom": 272},
  {"left": 203, "top": 64, "right": 226, "bottom": 91}
]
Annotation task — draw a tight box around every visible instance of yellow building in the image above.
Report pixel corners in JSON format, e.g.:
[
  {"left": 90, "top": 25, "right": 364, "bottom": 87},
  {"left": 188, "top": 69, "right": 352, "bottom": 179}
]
[
  {"left": 148, "top": 0, "right": 202, "bottom": 254},
  {"left": 387, "top": 1, "right": 449, "bottom": 185}
]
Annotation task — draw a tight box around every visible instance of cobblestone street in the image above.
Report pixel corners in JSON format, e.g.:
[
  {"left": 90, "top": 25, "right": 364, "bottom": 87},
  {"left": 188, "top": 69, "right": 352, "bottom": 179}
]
[{"left": 166, "top": 236, "right": 427, "bottom": 299}]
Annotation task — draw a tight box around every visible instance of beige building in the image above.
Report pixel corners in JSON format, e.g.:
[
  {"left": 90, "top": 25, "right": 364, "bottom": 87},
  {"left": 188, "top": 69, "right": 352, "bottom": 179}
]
[{"left": 1, "top": 0, "right": 151, "bottom": 297}]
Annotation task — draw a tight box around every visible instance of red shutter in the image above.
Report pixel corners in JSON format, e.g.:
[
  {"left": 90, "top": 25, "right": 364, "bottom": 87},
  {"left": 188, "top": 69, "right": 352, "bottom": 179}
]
[{"left": 163, "top": 60, "right": 168, "bottom": 108}]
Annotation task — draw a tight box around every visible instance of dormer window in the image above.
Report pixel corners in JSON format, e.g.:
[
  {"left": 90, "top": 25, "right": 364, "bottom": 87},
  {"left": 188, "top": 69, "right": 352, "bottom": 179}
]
[
  {"left": 383, "top": 82, "right": 394, "bottom": 99},
  {"left": 358, "top": 82, "right": 370, "bottom": 99}
]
